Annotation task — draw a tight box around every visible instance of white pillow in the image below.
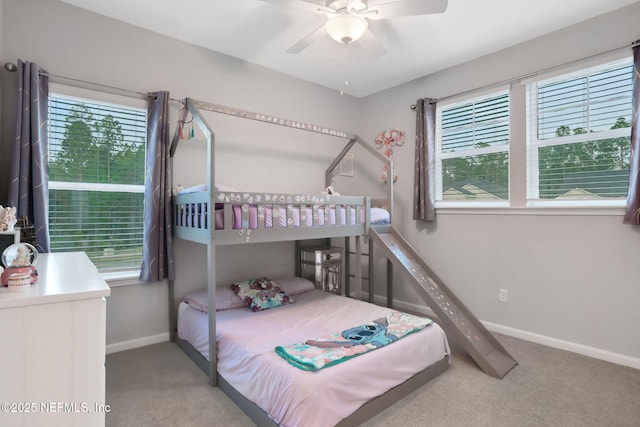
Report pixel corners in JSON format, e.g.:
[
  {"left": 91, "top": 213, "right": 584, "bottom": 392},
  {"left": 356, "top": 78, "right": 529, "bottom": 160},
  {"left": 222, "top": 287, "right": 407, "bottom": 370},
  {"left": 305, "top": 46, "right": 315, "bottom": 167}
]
[
  {"left": 177, "top": 183, "right": 207, "bottom": 194},
  {"left": 273, "top": 276, "right": 315, "bottom": 295}
]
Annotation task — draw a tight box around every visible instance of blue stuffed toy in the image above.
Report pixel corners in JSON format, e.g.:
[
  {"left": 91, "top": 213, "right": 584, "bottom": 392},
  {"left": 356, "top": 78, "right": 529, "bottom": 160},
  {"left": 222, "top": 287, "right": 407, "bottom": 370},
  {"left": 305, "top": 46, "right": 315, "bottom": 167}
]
[{"left": 306, "top": 317, "right": 398, "bottom": 349}]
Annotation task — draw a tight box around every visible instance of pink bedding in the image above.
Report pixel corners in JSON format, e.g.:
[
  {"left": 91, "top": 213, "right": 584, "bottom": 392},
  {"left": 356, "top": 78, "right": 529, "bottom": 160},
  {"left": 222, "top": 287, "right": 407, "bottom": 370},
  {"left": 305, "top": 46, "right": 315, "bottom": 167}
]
[
  {"left": 175, "top": 185, "right": 390, "bottom": 230},
  {"left": 214, "top": 205, "right": 389, "bottom": 229},
  {"left": 176, "top": 204, "right": 390, "bottom": 230},
  {"left": 177, "top": 289, "right": 450, "bottom": 427}
]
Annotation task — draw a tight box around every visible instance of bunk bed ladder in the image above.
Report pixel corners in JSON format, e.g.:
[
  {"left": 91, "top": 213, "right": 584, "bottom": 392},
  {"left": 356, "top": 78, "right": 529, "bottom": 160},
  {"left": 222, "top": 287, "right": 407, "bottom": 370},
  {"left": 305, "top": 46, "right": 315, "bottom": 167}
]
[{"left": 370, "top": 227, "right": 518, "bottom": 379}]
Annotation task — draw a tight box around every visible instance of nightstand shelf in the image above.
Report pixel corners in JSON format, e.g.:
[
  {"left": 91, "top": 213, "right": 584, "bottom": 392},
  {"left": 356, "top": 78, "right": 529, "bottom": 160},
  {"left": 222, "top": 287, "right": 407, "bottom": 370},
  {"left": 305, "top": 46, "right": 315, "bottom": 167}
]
[{"left": 299, "top": 246, "right": 343, "bottom": 295}]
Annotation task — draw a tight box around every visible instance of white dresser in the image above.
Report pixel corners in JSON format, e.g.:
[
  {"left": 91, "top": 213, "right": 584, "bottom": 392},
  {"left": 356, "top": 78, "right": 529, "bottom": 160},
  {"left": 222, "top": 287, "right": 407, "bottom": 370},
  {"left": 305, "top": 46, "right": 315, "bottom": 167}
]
[{"left": 0, "top": 252, "right": 110, "bottom": 427}]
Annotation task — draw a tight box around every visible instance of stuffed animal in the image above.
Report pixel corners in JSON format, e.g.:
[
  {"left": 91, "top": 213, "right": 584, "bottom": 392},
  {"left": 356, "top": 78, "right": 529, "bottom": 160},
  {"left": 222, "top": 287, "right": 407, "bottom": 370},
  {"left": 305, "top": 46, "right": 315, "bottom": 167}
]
[
  {"left": 321, "top": 186, "right": 340, "bottom": 196},
  {"left": 249, "top": 277, "right": 274, "bottom": 290},
  {"left": 172, "top": 185, "right": 185, "bottom": 196},
  {"left": 306, "top": 317, "right": 398, "bottom": 349},
  {"left": 0, "top": 206, "right": 17, "bottom": 232}
]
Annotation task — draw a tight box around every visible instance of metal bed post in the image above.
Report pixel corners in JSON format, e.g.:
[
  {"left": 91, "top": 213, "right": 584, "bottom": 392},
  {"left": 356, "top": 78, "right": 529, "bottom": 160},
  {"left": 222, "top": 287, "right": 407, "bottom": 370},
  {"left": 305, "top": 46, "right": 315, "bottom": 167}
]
[
  {"left": 184, "top": 98, "right": 218, "bottom": 386},
  {"left": 387, "top": 259, "right": 393, "bottom": 308},
  {"left": 344, "top": 237, "right": 350, "bottom": 297},
  {"left": 355, "top": 236, "right": 362, "bottom": 301},
  {"left": 294, "top": 241, "right": 301, "bottom": 277},
  {"left": 368, "top": 237, "right": 374, "bottom": 304}
]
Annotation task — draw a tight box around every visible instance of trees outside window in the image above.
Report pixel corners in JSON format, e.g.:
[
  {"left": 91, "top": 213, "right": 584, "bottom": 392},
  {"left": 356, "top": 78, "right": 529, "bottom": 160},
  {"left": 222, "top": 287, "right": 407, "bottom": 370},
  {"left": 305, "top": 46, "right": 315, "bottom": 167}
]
[
  {"left": 436, "top": 91, "right": 510, "bottom": 202},
  {"left": 48, "top": 94, "right": 146, "bottom": 272},
  {"left": 434, "top": 57, "right": 632, "bottom": 207},
  {"left": 527, "top": 59, "right": 632, "bottom": 203}
]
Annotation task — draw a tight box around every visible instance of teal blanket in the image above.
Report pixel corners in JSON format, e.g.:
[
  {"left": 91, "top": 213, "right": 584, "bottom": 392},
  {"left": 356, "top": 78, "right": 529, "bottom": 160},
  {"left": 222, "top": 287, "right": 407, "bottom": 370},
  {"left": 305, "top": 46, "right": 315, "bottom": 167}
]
[{"left": 275, "top": 311, "right": 433, "bottom": 371}]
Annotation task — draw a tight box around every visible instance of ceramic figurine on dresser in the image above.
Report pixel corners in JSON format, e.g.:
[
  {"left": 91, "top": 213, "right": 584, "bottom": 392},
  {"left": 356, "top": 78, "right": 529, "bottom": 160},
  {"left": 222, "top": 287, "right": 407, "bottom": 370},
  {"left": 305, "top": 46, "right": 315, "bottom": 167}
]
[
  {"left": 1, "top": 242, "right": 38, "bottom": 287},
  {"left": 0, "top": 205, "right": 17, "bottom": 232}
]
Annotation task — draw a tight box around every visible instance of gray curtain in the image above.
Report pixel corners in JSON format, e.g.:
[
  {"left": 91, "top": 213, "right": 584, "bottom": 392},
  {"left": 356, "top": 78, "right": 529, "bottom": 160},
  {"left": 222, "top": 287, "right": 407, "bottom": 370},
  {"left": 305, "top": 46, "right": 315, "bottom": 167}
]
[
  {"left": 413, "top": 98, "right": 436, "bottom": 221},
  {"left": 624, "top": 45, "right": 640, "bottom": 224},
  {"left": 140, "top": 91, "right": 175, "bottom": 282},
  {"left": 8, "top": 60, "right": 50, "bottom": 252}
]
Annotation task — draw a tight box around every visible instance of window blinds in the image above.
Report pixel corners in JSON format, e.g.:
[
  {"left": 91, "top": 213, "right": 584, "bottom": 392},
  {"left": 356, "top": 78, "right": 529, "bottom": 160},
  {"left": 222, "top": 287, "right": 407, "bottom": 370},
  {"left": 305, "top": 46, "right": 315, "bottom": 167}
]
[
  {"left": 48, "top": 94, "right": 147, "bottom": 271},
  {"left": 437, "top": 92, "right": 510, "bottom": 201},
  {"left": 527, "top": 60, "right": 633, "bottom": 202}
]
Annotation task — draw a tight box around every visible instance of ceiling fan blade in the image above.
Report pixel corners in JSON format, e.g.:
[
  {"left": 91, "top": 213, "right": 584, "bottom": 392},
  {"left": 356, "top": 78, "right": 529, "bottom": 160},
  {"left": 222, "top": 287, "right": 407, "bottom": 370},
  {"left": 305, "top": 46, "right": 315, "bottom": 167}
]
[
  {"left": 366, "top": 20, "right": 395, "bottom": 50},
  {"left": 286, "top": 25, "right": 327, "bottom": 53},
  {"left": 365, "top": 0, "right": 448, "bottom": 20},
  {"left": 349, "top": 29, "right": 387, "bottom": 59},
  {"left": 258, "top": 0, "right": 335, "bottom": 15}
]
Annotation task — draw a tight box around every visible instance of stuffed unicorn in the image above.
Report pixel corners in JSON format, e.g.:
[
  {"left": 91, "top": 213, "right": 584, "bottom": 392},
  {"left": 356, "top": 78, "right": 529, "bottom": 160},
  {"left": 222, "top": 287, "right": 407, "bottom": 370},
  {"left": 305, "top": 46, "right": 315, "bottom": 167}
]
[{"left": 321, "top": 186, "right": 340, "bottom": 196}]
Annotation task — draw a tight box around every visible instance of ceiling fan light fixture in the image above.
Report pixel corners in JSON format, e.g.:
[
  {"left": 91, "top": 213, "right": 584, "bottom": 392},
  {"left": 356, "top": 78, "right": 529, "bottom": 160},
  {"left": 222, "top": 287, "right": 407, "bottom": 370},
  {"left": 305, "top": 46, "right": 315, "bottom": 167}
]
[{"left": 325, "top": 14, "right": 368, "bottom": 45}]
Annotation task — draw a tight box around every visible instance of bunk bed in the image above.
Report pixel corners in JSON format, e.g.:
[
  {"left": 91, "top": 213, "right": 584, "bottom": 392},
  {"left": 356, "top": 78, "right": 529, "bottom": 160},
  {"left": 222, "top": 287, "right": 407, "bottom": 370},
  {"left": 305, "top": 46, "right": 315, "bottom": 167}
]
[{"left": 169, "top": 98, "right": 451, "bottom": 426}]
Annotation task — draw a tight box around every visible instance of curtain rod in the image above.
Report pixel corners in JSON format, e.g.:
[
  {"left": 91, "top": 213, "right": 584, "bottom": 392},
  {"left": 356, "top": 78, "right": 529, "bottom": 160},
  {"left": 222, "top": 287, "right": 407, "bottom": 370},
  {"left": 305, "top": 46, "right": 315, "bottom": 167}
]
[
  {"left": 2, "top": 61, "right": 181, "bottom": 104},
  {"left": 410, "top": 39, "right": 640, "bottom": 110},
  {"left": 44, "top": 72, "right": 151, "bottom": 100}
]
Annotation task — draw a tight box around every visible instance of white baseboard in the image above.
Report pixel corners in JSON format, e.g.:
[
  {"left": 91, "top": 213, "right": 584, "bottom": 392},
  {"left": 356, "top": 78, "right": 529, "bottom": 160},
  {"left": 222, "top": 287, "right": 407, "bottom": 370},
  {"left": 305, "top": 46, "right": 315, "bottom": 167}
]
[
  {"left": 380, "top": 296, "right": 640, "bottom": 371},
  {"left": 483, "top": 321, "right": 640, "bottom": 371},
  {"left": 106, "top": 332, "right": 170, "bottom": 355}
]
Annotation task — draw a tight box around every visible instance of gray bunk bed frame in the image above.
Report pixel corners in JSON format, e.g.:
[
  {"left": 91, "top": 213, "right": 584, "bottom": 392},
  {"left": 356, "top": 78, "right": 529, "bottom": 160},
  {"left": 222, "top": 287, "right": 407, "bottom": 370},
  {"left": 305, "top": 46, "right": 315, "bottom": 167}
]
[{"left": 168, "top": 97, "right": 450, "bottom": 426}]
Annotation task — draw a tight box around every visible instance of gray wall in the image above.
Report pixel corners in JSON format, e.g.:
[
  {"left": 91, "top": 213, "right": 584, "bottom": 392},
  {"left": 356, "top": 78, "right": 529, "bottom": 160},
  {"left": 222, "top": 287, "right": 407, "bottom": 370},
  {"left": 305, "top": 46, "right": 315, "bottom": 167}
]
[
  {"left": 0, "top": 0, "right": 360, "bottom": 348},
  {"left": 360, "top": 3, "right": 640, "bottom": 367},
  {"left": 1, "top": 0, "right": 639, "bottom": 368}
]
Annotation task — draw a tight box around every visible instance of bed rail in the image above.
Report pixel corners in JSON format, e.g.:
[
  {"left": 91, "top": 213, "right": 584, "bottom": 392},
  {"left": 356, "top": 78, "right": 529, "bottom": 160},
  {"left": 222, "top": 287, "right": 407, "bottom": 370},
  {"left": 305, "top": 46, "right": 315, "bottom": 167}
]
[{"left": 173, "top": 190, "right": 372, "bottom": 245}]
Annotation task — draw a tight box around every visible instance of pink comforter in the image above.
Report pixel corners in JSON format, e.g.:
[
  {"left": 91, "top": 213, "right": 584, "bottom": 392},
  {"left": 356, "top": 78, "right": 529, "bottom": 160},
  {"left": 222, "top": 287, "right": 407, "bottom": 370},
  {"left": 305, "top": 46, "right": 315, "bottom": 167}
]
[
  {"left": 178, "top": 290, "right": 450, "bottom": 426},
  {"left": 213, "top": 205, "right": 390, "bottom": 230}
]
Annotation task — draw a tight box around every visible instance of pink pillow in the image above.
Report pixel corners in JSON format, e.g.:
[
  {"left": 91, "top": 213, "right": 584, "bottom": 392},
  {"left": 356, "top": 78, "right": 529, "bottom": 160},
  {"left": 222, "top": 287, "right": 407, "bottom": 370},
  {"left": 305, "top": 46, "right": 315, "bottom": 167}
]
[
  {"left": 273, "top": 276, "right": 315, "bottom": 295},
  {"left": 182, "top": 287, "right": 246, "bottom": 313}
]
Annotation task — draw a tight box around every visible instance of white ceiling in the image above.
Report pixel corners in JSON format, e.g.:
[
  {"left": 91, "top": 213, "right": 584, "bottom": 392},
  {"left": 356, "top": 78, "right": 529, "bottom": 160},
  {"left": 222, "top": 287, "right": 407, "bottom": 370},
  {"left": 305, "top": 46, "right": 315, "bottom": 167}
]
[{"left": 60, "top": 0, "right": 639, "bottom": 98}]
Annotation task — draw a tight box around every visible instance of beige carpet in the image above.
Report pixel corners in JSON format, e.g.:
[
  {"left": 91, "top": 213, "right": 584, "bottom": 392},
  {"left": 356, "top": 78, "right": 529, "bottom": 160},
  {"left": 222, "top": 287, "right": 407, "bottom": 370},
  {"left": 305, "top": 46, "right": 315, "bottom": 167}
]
[{"left": 106, "top": 334, "right": 640, "bottom": 426}]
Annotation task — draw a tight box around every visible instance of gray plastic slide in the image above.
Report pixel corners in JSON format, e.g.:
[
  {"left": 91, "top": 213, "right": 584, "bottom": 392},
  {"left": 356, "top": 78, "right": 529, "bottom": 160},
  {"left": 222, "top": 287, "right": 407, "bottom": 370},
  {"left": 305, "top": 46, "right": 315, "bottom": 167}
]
[{"left": 371, "top": 227, "right": 518, "bottom": 379}]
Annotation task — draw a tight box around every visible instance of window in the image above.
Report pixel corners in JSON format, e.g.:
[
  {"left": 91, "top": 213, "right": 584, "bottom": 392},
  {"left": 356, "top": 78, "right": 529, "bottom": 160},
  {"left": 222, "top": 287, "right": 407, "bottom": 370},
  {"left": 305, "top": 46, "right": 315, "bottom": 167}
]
[
  {"left": 436, "top": 90, "right": 510, "bottom": 204},
  {"left": 526, "top": 58, "right": 633, "bottom": 205},
  {"left": 48, "top": 93, "right": 147, "bottom": 273}
]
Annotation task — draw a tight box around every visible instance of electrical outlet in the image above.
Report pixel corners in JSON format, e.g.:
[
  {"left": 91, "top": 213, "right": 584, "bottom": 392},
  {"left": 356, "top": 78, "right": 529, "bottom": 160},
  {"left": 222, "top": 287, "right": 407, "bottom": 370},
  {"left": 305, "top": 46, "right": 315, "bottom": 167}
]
[{"left": 499, "top": 288, "right": 508, "bottom": 303}]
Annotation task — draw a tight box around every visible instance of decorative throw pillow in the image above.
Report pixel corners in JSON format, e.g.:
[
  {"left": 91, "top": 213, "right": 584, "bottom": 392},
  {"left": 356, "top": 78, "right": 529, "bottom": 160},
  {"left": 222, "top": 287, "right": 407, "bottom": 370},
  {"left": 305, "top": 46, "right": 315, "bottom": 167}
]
[{"left": 231, "top": 277, "right": 294, "bottom": 312}]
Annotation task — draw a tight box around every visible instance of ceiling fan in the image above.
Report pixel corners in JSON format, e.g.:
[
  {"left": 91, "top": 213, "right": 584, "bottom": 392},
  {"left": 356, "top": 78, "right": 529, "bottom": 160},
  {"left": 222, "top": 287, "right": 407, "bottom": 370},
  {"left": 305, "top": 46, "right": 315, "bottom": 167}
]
[{"left": 260, "top": 0, "right": 448, "bottom": 54}]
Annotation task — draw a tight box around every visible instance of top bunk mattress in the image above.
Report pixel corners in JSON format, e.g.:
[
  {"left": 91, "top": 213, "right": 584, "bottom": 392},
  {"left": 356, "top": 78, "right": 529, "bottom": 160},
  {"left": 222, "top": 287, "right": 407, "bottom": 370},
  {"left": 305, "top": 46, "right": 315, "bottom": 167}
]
[
  {"left": 175, "top": 185, "right": 390, "bottom": 230},
  {"left": 177, "top": 288, "right": 450, "bottom": 427}
]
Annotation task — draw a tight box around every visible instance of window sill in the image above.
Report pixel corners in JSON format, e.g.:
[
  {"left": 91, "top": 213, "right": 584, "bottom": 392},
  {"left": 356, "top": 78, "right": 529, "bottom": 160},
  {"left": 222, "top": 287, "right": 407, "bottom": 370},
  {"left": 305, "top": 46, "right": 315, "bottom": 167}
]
[
  {"left": 437, "top": 204, "right": 625, "bottom": 216},
  {"left": 102, "top": 270, "right": 142, "bottom": 288}
]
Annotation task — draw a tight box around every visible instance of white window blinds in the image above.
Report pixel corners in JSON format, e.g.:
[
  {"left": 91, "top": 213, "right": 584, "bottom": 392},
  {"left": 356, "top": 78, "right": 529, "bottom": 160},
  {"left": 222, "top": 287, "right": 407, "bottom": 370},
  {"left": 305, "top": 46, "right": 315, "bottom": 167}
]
[
  {"left": 48, "top": 94, "right": 147, "bottom": 272},
  {"left": 526, "top": 58, "right": 633, "bottom": 203},
  {"left": 436, "top": 91, "right": 510, "bottom": 202}
]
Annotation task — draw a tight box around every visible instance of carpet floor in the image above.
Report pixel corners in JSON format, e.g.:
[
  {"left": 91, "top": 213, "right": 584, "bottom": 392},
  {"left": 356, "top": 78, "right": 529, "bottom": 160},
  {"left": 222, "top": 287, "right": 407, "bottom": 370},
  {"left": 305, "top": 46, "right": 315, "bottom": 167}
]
[{"left": 105, "top": 333, "right": 640, "bottom": 426}]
